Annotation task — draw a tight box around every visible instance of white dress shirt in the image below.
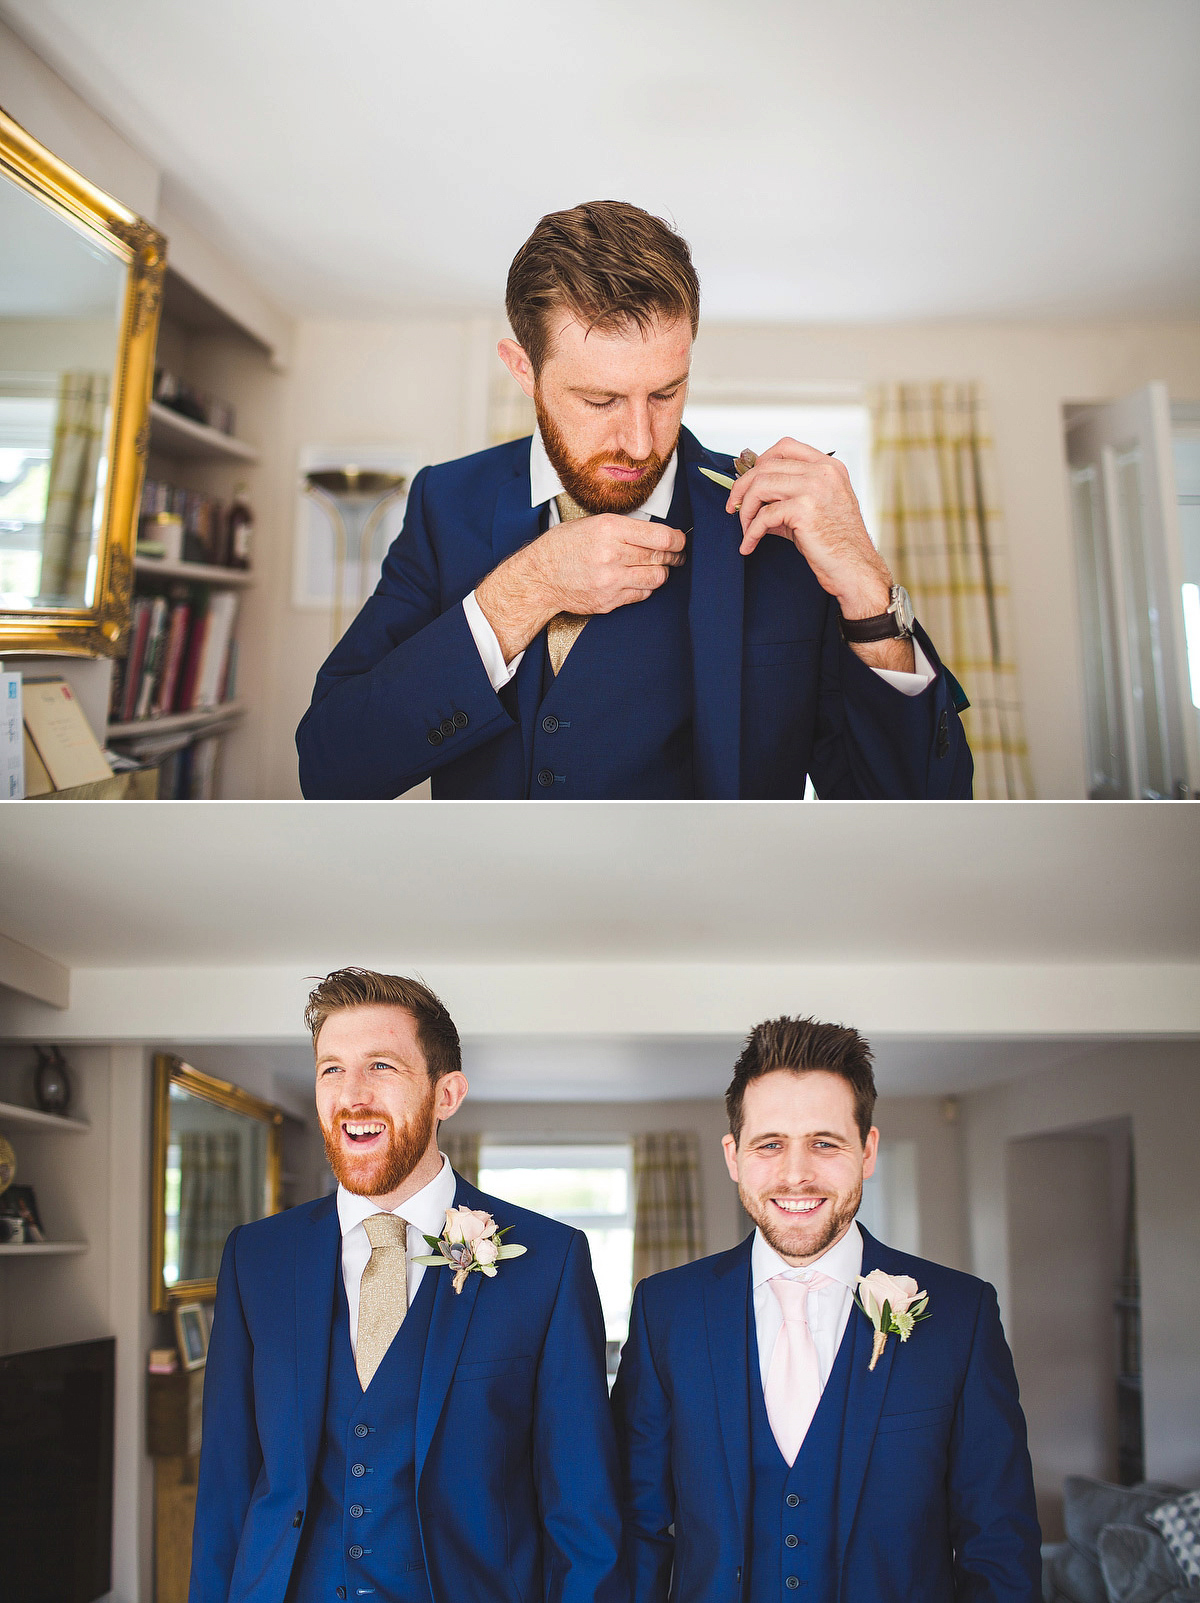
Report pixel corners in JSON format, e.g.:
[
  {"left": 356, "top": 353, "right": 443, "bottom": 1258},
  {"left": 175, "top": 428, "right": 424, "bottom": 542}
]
[
  {"left": 751, "top": 1220, "right": 865, "bottom": 1391},
  {"left": 336, "top": 1152, "right": 457, "bottom": 1357},
  {"left": 462, "top": 431, "right": 934, "bottom": 695}
]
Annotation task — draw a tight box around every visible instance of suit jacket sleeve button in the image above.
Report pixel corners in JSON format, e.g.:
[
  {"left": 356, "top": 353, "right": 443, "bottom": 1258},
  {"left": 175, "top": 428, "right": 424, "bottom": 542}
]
[
  {"left": 440, "top": 718, "right": 456, "bottom": 737},
  {"left": 427, "top": 728, "right": 443, "bottom": 746},
  {"left": 452, "top": 710, "right": 468, "bottom": 729}
]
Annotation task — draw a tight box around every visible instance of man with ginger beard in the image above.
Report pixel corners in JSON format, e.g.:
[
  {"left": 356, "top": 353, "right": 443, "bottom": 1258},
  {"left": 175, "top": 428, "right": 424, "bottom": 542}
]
[
  {"left": 297, "top": 200, "right": 972, "bottom": 799},
  {"left": 190, "top": 968, "right": 625, "bottom": 1603},
  {"left": 613, "top": 1017, "right": 1040, "bottom": 1603}
]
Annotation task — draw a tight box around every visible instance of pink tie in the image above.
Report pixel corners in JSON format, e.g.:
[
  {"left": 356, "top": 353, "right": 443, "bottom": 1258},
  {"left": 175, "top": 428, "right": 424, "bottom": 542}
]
[{"left": 764, "top": 1273, "right": 836, "bottom": 1466}]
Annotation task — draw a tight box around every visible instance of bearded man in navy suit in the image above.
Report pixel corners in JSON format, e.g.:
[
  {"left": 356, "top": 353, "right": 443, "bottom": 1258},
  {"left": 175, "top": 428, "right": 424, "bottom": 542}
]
[
  {"left": 613, "top": 1017, "right": 1040, "bottom": 1603},
  {"left": 297, "top": 201, "right": 972, "bottom": 799},
  {"left": 190, "top": 968, "right": 624, "bottom": 1603}
]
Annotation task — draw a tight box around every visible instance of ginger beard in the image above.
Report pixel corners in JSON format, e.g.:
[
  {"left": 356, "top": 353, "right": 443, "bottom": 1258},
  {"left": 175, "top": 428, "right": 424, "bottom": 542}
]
[
  {"left": 320, "top": 1076, "right": 438, "bottom": 1199},
  {"left": 535, "top": 385, "right": 675, "bottom": 516},
  {"left": 738, "top": 1172, "right": 864, "bottom": 1264}
]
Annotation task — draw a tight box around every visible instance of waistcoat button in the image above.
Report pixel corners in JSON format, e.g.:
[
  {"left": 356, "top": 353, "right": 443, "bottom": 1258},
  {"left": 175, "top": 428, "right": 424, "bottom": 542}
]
[
  {"left": 541, "top": 715, "right": 559, "bottom": 733},
  {"left": 536, "top": 768, "right": 554, "bottom": 787},
  {"left": 336, "top": 1590, "right": 346, "bottom": 1599},
  {"left": 786, "top": 1493, "right": 800, "bottom": 1507},
  {"left": 786, "top": 1534, "right": 799, "bottom": 1547},
  {"left": 354, "top": 1423, "right": 369, "bottom": 1438},
  {"left": 351, "top": 1463, "right": 366, "bottom": 1477},
  {"left": 348, "top": 1545, "right": 364, "bottom": 1560},
  {"left": 349, "top": 1504, "right": 364, "bottom": 1518},
  {"left": 786, "top": 1579, "right": 800, "bottom": 1590}
]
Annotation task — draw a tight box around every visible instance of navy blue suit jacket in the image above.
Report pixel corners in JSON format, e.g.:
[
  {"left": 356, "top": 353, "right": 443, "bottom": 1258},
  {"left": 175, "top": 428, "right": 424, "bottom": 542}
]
[
  {"left": 189, "top": 1175, "right": 626, "bottom": 1603},
  {"left": 611, "top": 1228, "right": 1041, "bottom": 1603},
  {"left": 296, "top": 429, "right": 973, "bottom": 799}
]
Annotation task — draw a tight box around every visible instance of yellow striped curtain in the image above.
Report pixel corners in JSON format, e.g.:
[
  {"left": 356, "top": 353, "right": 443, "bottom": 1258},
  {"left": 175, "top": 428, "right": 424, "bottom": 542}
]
[
  {"left": 39, "top": 370, "right": 110, "bottom": 603},
  {"left": 632, "top": 1131, "right": 704, "bottom": 1287},
  {"left": 870, "top": 382, "right": 1033, "bottom": 799},
  {"left": 439, "top": 1127, "right": 480, "bottom": 1186}
]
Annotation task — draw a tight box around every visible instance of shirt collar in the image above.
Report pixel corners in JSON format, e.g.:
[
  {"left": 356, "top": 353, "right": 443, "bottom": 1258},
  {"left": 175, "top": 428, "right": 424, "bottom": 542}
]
[
  {"left": 528, "top": 426, "right": 678, "bottom": 522},
  {"left": 336, "top": 1151, "right": 457, "bottom": 1241},
  {"left": 751, "top": 1219, "right": 864, "bottom": 1293}
]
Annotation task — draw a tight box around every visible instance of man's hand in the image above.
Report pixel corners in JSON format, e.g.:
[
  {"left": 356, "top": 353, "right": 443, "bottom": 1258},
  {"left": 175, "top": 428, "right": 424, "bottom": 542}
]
[
  {"left": 729, "top": 437, "right": 915, "bottom": 673},
  {"left": 475, "top": 515, "right": 687, "bottom": 664}
]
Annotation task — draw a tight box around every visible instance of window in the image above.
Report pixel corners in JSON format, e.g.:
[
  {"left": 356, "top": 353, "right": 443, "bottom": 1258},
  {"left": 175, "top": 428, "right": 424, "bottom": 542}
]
[
  {"left": 477, "top": 1141, "right": 635, "bottom": 1361},
  {"left": 682, "top": 401, "right": 876, "bottom": 539}
]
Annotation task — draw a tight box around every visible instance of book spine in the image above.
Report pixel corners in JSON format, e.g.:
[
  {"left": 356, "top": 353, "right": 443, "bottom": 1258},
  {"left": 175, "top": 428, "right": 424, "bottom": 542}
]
[{"left": 134, "top": 597, "right": 168, "bottom": 720}]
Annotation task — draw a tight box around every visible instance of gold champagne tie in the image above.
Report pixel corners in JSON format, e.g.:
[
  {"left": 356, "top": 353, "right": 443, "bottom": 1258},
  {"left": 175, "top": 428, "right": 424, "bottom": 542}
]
[
  {"left": 546, "top": 491, "right": 591, "bottom": 675},
  {"left": 356, "top": 1212, "right": 408, "bottom": 1389}
]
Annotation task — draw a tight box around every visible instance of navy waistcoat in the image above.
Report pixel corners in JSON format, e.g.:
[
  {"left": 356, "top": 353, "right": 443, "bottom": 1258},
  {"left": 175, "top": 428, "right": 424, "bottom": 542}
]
[
  {"left": 288, "top": 1265, "right": 436, "bottom": 1603},
  {"left": 524, "top": 468, "right": 695, "bottom": 798},
  {"left": 746, "top": 1295, "right": 856, "bottom": 1603}
]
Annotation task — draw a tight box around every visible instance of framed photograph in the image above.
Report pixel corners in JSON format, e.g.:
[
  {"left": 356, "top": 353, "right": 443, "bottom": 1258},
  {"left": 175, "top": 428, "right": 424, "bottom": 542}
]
[
  {"left": 0, "top": 1183, "right": 45, "bottom": 1244},
  {"left": 174, "top": 1302, "right": 209, "bottom": 1371}
]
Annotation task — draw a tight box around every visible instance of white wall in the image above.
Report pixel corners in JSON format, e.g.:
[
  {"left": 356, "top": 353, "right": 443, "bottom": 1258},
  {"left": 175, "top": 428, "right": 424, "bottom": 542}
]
[{"left": 961, "top": 1040, "right": 1200, "bottom": 1490}]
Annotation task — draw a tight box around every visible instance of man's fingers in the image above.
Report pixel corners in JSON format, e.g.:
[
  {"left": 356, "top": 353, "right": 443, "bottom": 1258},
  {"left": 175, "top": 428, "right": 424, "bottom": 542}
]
[
  {"left": 621, "top": 521, "right": 687, "bottom": 554},
  {"left": 738, "top": 501, "right": 799, "bottom": 557}
]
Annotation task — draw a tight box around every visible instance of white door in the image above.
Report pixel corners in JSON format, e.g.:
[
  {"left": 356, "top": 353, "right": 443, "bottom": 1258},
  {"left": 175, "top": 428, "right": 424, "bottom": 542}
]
[{"left": 1066, "top": 383, "right": 1200, "bottom": 799}]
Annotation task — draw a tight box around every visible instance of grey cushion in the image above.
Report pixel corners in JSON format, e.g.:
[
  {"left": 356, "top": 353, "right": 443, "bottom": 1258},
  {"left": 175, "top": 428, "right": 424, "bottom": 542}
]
[
  {"left": 1043, "top": 1537, "right": 1108, "bottom": 1603},
  {"left": 1097, "top": 1523, "right": 1185, "bottom": 1603},
  {"left": 1064, "top": 1479, "right": 1186, "bottom": 1559},
  {"left": 1148, "top": 1493, "right": 1200, "bottom": 1584}
]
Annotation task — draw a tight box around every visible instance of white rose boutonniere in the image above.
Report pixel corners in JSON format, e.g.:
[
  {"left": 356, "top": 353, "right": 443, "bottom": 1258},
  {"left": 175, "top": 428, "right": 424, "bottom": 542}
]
[
  {"left": 413, "top": 1206, "right": 527, "bottom": 1294},
  {"left": 855, "top": 1268, "right": 931, "bottom": 1371}
]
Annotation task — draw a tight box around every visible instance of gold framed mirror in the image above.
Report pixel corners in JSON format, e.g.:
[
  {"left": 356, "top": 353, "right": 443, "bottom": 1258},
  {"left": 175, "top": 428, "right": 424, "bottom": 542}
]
[
  {"left": 0, "top": 104, "right": 164, "bottom": 655},
  {"left": 150, "top": 1054, "right": 283, "bottom": 1312}
]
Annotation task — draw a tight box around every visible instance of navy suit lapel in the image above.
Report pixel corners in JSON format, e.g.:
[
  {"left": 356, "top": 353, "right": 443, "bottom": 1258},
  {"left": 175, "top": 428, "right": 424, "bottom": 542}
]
[
  {"left": 835, "top": 1228, "right": 898, "bottom": 1577},
  {"left": 490, "top": 457, "right": 548, "bottom": 765},
  {"left": 414, "top": 1171, "right": 486, "bottom": 1483},
  {"left": 295, "top": 1193, "right": 342, "bottom": 1483},
  {"left": 703, "top": 1234, "right": 755, "bottom": 1536},
  {"left": 682, "top": 427, "right": 745, "bottom": 798}
]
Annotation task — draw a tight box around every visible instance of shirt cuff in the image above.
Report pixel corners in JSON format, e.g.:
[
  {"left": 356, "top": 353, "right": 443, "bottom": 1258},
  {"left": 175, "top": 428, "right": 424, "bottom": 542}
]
[
  {"left": 463, "top": 591, "right": 524, "bottom": 691},
  {"left": 869, "top": 636, "right": 937, "bottom": 697}
]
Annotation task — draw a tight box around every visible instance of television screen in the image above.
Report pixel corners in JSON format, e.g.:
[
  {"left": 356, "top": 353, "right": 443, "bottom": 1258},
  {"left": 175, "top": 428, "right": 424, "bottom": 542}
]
[{"left": 0, "top": 1336, "right": 114, "bottom": 1603}]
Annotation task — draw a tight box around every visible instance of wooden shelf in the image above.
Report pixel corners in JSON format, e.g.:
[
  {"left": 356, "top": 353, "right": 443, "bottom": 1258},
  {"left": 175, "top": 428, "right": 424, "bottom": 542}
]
[
  {"left": 0, "top": 1100, "right": 89, "bottom": 1134},
  {"left": 134, "top": 556, "right": 254, "bottom": 589},
  {"left": 106, "top": 701, "right": 246, "bottom": 742},
  {"left": 0, "top": 1242, "right": 88, "bottom": 1257},
  {"left": 148, "top": 401, "right": 259, "bottom": 464}
]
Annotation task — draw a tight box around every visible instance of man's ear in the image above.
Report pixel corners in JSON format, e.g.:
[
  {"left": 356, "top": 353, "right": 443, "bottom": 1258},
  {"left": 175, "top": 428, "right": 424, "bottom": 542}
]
[
  {"left": 861, "top": 1126, "right": 880, "bottom": 1180},
  {"left": 497, "top": 338, "right": 537, "bottom": 400},
  {"left": 721, "top": 1132, "right": 740, "bottom": 1184}
]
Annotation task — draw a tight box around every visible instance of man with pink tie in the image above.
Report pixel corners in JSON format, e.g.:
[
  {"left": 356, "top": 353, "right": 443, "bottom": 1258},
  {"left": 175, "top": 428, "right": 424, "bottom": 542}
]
[{"left": 612, "top": 1016, "right": 1041, "bottom": 1603}]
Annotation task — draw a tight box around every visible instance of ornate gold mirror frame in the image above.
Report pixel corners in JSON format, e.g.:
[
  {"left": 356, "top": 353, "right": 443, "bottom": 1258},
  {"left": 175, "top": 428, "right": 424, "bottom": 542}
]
[
  {"left": 150, "top": 1054, "right": 283, "bottom": 1313},
  {"left": 0, "top": 105, "right": 164, "bottom": 655}
]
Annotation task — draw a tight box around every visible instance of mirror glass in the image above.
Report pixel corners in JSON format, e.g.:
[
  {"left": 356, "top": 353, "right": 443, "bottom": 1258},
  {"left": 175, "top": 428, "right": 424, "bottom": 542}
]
[
  {"left": 161, "top": 1079, "right": 273, "bottom": 1289},
  {"left": 0, "top": 169, "right": 125, "bottom": 610}
]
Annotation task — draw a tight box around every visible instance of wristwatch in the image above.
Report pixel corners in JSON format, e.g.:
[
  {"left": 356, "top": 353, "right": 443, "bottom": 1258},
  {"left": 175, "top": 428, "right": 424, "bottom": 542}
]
[{"left": 839, "top": 585, "right": 915, "bottom": 643}]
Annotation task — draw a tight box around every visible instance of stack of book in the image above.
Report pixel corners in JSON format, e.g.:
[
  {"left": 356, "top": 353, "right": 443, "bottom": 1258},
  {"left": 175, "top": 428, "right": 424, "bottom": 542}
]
[
  {"left": 139, "top": 478, "right": 236, "bottom": 568},
  {"left": 110, "top": 590, "right": 240, "bottom": 725}
]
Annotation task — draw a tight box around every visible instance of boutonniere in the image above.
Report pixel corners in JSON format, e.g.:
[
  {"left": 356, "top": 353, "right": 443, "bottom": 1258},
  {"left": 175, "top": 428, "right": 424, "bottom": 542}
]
[
  {"left": 413, "top": 1206, "right": 527, "bottom": 1294},
  {"left": 699, "top": 449, "right": 757, "bottom": 492},
  {"left": 855, "top": 1269, "right": 931, "bottom": 1371}
]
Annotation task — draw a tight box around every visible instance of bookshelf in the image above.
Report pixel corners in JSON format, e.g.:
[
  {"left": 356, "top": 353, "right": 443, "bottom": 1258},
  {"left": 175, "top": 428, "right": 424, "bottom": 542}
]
[
  {"left": 102, "top": 262, "right": 277, "bottom": 797},
  {"left": 0, "top": 1100, "right": 89, "bottom": 1135},
  {"left": 0, "top": 1096, "right": 91, "bottom": 1259}
]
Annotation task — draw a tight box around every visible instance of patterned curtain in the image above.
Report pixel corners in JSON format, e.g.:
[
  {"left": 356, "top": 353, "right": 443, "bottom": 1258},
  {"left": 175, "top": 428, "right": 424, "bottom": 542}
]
[
  {"left": 178, "top": 1130, "right": 242, "bottom": 1283},
  {"left": 38, "top": 371, "right": 110, "bottom": 602},
  {"left": 439, "top": 1127, "right": 480, "bottom": 1186},
  {"left": 632, "top": 1131, "right": 704, "bottom": 1287},
  {"left": 870, "top": 381, "right": 1033, "bottom": 798}
]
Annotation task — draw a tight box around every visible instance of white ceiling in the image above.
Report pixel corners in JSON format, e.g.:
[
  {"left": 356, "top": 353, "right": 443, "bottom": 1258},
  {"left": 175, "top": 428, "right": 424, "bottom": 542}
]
[
  {"left": 0, "top": 803, "right": 1196, "bottom": 969},
  {"left": 3, "top": 0, "right": 1198, "bottom": 322}
]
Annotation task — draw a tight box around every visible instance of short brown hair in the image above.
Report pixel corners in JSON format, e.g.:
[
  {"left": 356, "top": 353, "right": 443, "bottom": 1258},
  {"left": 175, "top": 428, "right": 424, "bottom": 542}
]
[
  {"left": 725, "top": 1016, "right": 877, "bottom": 1145},
  {"left": 505, "top": 200, "right": 700, "bottom": 374},
  {"left": 305, "top": 968, "right": 461, "bottom": 1083}
]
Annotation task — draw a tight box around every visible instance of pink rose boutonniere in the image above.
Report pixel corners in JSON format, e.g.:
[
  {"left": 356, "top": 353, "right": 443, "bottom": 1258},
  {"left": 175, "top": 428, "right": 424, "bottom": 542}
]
[
  {"left": 855, "top": 1268, "right": 931, "bottom": 1371},
  {"left": 413, "top": 1206, "right": 527, "bottom": 1294}
]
